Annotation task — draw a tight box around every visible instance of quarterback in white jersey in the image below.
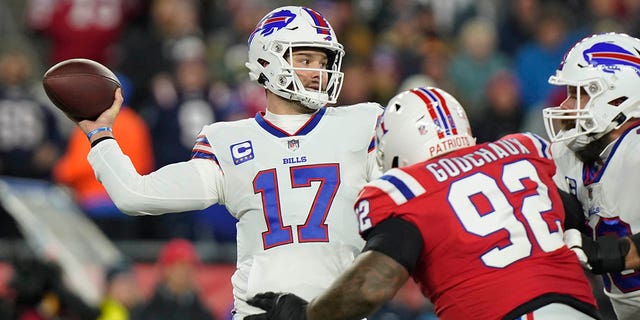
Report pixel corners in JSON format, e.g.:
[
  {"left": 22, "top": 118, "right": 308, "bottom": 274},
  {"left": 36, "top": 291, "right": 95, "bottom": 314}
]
[
  {"left": 73, "top": 6, "right": 383, "bottom": 319},
  {"left": 543, "top": 32, "right": 640, "bottom": 320}
]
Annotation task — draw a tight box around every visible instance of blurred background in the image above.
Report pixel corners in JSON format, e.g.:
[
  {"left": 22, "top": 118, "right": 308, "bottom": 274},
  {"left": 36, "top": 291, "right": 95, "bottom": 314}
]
[{"left": 0, "top": 0, "right": 634, "bottom": 319}]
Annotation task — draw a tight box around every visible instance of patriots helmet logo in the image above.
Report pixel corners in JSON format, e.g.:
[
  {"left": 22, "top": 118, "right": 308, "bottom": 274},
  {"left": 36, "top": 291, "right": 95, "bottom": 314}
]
[
  {"left": 583, "top": 42, "right": 640, "bottom": 76},
  {"left": 248, "top": 9, "right": 296, "bottom": 45}
]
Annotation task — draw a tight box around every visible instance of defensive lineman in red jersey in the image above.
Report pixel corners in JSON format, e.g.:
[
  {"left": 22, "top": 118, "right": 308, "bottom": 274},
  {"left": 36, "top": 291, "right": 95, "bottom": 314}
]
[
  {"left": 358, "top": 132, "right": 595, "bottom": 319},
  {"left": 247, "top": 87, "right": 601, "bottom": 320}
]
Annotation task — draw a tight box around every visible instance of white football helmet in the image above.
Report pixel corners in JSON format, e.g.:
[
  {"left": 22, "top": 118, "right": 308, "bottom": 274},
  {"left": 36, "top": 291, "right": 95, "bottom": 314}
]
[
  {"left": 543, "top": 32, "right": 640, "bottom": 149},
  {"left": 245, "top": 6, "right": 344, "bottom": 109},
  {"left": 376, "top": 87, "right": 476, "bottom": 172}
]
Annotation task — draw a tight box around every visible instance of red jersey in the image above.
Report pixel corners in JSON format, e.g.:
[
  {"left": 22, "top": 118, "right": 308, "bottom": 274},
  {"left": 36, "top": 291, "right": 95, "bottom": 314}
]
[
  {"left": 27, "top": 0, "right": 129, "bottom": 64},
  {"left": 355, "top": 133, "right": 596, "bottom": 319}
]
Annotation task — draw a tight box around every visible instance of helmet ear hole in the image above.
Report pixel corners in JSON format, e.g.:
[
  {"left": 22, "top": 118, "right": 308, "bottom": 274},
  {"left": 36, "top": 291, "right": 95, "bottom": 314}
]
[
  {"left": 608, "top": 96, "right": 627, "bottom": 106},
  {"left": 394, "top": 103, "right": 402, "bottom": 112},
  {"left": 258, "top": 73, "right": 269, "bottom": 86},
  {"left": 257, "top": 58, "right": 269, "bottom": 67},
  {"left": 391, "top": 156, "right": 400, "bottom": 168}
]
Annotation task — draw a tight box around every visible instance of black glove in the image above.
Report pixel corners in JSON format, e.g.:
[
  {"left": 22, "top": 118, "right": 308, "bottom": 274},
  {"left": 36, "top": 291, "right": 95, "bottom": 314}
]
[
  {"left": 582, "top": 234, "right": 629, "bottom": 274},
  {"left": 244, "top": 292, "right": 308, "bottom": 320}
]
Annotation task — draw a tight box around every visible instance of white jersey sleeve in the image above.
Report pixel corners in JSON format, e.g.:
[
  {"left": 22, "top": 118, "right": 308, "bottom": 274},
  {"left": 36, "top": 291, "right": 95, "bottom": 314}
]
[{"left": 87, "top": 139, "right": 223, "bottom": 215}]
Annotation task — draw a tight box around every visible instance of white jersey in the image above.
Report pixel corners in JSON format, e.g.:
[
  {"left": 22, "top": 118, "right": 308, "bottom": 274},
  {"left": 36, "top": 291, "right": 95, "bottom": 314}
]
[
  {"left": 88, "top": 103, "right": 383, "bottom": 318},
  {"left": 552, "top": 122, "right": 640, "bottom": 320}
]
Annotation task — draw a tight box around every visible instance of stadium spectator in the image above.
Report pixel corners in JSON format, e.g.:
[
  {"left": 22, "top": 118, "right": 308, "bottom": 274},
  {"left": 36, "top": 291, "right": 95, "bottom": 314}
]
[
  {"left": 513, "top": 3, "right": 583, "bottom": 111},
  {"left": 336, "top": 61, "right": 374, "bottom": 106},
  {"left": 9, "top": 257, "right": 99, "bottom": 320},
  {"left": 142, "top": 39, "right": 233, "bottom": 168},
  {"left": 117, "top": 0, "right": 203, "bottom": 108},
  {"left": 399, "top": 37, "right": 453, "bottom": 93},
  {"left": 98, "top": 260, "right": 143, "bottom": 320},
  {"left": 471, "top": 70, "right": 524, "bottom": 143},
  {"left": 247, "top": 87, "right": 601, "bottom": 320},
  {"left": 24, "top": 0, "right": 137, "bottom": 66},
  {"left": 69, "top": 6, "right": 382, "bottom": 319},
  {"left": 137, "top": 239, "right": 214, "bottom": 320},
  {"left": 0, "top": 49, "right": 64, "bottom": 179},
  {"left": 543, "top": 32, "right": 640, "bottom": 320},
  {"left": 448, "top": 17, "right": 510, "bottom": 119},
  {"left": 496, "top": 0, "right": 541, "bottom": 56}
]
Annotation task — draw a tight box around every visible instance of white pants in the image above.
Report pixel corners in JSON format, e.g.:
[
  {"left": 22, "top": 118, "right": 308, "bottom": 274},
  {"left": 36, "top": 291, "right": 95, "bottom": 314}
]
[
  {"left": 609, "top": 294, "right": 640, "bottom": 320},
  {"left": 514, "top": 303, "right": 599, "bottom": 319}
]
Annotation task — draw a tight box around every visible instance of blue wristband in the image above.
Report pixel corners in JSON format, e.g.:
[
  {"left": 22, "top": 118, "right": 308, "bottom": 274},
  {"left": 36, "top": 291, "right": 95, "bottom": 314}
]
[{"left": 86, "top": 127, "right": 112, "bottom": 140}]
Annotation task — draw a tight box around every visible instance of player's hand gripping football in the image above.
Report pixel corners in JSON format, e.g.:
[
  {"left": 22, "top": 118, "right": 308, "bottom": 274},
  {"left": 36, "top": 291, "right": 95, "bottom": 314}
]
[
  {"left": 245, "top": 292, "right": 308, "bottom": 320},
  {"left": 77, "top": 88, "right": 123, "bottom": 140}
]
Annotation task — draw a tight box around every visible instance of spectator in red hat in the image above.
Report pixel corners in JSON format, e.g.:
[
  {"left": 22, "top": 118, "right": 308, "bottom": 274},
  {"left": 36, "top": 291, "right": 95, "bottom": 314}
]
[{"left": 138, "top": 239, "right": 215, "bottom": 320}]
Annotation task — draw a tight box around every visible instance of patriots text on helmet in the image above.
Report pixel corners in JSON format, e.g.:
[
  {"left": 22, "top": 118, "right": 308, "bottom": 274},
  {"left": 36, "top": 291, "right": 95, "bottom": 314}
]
[
  {"left": 428, "top": 136, "right": 474, "bottom": 158},
  {"left": 427, "top": 138, "right": 531, "bottom": 182}
]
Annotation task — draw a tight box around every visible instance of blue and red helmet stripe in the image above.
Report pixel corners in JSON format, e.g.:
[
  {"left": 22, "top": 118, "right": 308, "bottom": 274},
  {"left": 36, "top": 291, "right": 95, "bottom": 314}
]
[
  {"left": 368, "top": 136, "right": 375, "bottom": 153},
  {"left": 410, "top": 88, "right": 458, "bottom": 137},
  {"left": 410, "top": 88, "right": 444, "bottom": 138},
  {"left": 303, "top": 7, "right": 332, "bottom": 39},
  {"left": 427, "top": 88, "right": 458, "bottom": 135}
]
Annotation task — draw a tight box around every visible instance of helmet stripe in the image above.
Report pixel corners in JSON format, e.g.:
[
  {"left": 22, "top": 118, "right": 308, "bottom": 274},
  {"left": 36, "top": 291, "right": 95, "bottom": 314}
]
[
  {"left": 419, "top": 88, "right": 451, "bottom": 135},
  {"left": 429, "top": 88, "right": 459, "bottom": 135},
  {"left": 303, "top": 7, "right": 331, "bottom": 36},
  {"left": 589, "top": 52, "right": 640, "bottom": 66},
  {"left": 367, "top": 136, "right": 375, "bottom": 153},
  {"left": 410, "top": 88, "right": 445, "bottom": 138}
]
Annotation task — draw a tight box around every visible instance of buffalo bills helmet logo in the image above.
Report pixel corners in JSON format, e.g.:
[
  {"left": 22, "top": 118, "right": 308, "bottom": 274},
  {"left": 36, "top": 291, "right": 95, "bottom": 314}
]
[
  {"left": 583, "top": 42, "right": 640, "bottom": 76},
  {"left": 248, "top": 9, "right": 297, "bottom": 45}
]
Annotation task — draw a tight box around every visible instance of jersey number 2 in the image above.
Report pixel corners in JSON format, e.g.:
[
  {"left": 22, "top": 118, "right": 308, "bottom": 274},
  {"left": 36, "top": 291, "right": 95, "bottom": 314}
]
[
  {"left": 450, "top": 160, "right": 563, "bottom": 268},
  {"left": 254, "top": 164, "right": 340, "bottom": 249}
]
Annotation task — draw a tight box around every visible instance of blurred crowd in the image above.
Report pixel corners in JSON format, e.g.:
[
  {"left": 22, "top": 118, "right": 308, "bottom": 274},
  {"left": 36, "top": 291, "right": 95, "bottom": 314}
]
[
  {"left": 2, "top": 0, "right": 639, "bottom": 241},
  {"left": 0, "top": 239, "right": 218, "bottom": 320},
  {"left": 0, "top": 0, "right": 635, "bottom": 319}
]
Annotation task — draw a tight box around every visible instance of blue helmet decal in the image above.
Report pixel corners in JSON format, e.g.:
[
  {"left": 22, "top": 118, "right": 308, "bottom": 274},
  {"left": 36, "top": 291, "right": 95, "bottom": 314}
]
[
  {"left": 583, "top": 42, "right": 640, "bottom": 76},
  {"left": 248, "top": 9, "right": 297, "bottom": 45}
]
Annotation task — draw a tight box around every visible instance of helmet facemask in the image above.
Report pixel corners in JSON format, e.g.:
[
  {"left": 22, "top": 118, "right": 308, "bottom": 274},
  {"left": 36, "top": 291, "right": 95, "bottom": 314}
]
[
  {"left": 543, "top": 32, "right": 640, "bottom": 150},
  {"left": 543, "top": 80, "right": 608, "bottom": 150},
  {"left": 274, "top": 42, "right": 344, "bottom": 109}
]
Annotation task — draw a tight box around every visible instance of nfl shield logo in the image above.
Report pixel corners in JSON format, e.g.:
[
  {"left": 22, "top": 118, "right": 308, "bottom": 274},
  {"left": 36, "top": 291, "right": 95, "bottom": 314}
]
[{"left": 288, "top": 139, "right": 299, "bottom": 151}]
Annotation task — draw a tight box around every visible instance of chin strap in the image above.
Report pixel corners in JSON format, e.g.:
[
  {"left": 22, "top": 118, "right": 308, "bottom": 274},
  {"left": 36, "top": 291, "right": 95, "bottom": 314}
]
[{"left": 574, "top": 137, "right": 609, "bottom": 165}]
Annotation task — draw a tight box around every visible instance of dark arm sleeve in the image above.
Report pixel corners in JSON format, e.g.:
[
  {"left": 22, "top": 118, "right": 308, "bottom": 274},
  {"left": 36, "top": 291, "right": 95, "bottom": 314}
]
[
  {"left": 362, "top": 217, "right": 423, "bottom": 273},
  {"left": 558, "top": 188, "right": 586, "bottom": 231}
]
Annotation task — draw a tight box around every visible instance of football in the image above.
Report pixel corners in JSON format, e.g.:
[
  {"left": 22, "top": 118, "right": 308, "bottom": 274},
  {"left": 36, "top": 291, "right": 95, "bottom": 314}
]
[{"left": 43, "top": 58, "right": 121, "bottom": 121}]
